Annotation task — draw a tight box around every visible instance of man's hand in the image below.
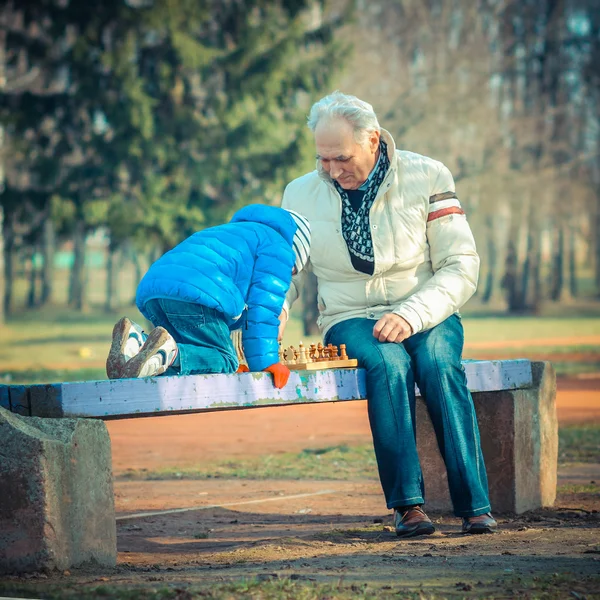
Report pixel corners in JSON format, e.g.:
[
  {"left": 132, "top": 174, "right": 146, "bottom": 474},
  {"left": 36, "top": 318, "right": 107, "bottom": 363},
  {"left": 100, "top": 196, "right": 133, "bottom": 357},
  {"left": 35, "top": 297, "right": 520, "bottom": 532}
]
[
  {"left": 264, "top": 362, "right": 291, "bottom": 388},
  {"left": 277, "top": 307, "right": 288, "bottom": 342},
  {"left": 373, "top": 313, "right": 413, "bottom": 343}
]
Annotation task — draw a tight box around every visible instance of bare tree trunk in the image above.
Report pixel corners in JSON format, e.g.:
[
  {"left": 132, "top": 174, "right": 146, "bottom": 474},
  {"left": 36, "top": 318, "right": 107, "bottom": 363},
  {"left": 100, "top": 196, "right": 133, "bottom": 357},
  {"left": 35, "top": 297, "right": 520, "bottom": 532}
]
[
  {"left": 2, "top": 213, "right": 13, "bottom": 317},
  {"left": 301, "top": 271, "right": 320, "bottom": 336},
  {"left": 68, "top": 218, "right": 87, "bottom": 311},
  {"left": 481, "top": 215, "right": 496, "bottom": 304},
  {"left": 26, "top": 246, "right": 37, "bottom": 308},
  {"left": 549, "top": 225, "right": 565, "bottom": 302},
  {"left": 568, "top": 225, "right": 577, "bottom": 298},
  {"left": 0, "top": 206, "right": 4, "bottom": 323},
  {"left": 522, "top": 209, "right": 542, "bottom": 313},
  {"left": 40, "top": 217, "right": 55, "bottom": 306},
  {"left": 131, "top": 248, "right": 142, "bottom": 305},
  {"left": 105, "top": 240, "right": 119, "bottom": 313},
  {"left": 503, "top": 213, "right": 526, "bottom": 312},
  {"left": 0, "top": 26, "right": 5, "bottom": 324},
  {"left": 595, "top": 171, "right": 600, "bottom": 295}
]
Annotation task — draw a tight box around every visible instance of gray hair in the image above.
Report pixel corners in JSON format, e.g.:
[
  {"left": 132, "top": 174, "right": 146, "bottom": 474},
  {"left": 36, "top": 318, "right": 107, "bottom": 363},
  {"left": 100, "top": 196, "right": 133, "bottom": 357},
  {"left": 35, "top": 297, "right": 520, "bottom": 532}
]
[{"left": 307, "top": 91, "right": 381, "bottom": 145}]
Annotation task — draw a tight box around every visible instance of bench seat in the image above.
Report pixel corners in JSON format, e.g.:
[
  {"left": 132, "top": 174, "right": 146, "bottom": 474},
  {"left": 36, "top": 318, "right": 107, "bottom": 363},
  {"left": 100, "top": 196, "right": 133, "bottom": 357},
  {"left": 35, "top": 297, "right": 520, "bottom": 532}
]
[
  {"left": 0, "top": 358, "right": 533, "bottom": 419},
  {"left": 0, "top": 358, "right": 557, "bottom": 515}
]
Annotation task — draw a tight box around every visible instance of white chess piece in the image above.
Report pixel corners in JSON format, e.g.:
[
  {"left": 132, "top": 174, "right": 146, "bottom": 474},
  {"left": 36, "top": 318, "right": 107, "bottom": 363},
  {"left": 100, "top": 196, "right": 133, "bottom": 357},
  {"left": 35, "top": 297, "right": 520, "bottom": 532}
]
[
  {"left": 285, "top": 346, "right": 296, "bottom": 365},
  {"left": 298, "top": 342, "right": 308, "bottom": 364}
]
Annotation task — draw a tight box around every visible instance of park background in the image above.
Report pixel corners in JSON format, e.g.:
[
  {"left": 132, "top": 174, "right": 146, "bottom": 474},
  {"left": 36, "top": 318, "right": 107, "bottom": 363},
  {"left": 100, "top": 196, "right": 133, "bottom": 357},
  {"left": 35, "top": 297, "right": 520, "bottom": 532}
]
[{"left": 0, "top": 0, "right": 600, "bottom": 598}]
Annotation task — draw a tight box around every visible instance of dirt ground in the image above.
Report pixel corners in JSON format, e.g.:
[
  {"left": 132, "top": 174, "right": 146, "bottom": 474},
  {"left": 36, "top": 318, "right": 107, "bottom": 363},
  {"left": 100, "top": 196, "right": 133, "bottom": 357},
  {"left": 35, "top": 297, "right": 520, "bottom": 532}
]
[
  {"left": 3, "top": 374, "right": 600, "bottom": 597},
  {"left": 106, "top": 375, "right": 600, "bottom": 473}
]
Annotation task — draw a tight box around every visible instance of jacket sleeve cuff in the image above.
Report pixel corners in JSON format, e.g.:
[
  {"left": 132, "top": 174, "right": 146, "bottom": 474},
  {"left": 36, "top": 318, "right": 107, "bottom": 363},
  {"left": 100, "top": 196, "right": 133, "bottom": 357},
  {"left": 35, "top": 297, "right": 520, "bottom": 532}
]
[{"left": 392, "top": 305, "right": 424, "bottom": 336}]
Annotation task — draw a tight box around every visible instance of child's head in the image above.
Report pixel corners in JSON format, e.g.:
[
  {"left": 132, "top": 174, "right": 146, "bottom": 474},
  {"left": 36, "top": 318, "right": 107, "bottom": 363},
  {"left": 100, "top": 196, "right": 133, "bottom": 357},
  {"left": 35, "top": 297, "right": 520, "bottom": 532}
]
[{"left": 286, "top": 210, "right": 311, "bottom": 275}]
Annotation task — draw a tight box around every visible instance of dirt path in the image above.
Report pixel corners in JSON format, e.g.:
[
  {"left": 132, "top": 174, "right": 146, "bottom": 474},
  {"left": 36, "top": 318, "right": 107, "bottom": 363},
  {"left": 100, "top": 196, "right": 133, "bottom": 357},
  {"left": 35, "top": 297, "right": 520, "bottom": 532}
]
[
  {"left": 106, "top": 376, "right": 600, "bottom": 475},
  {"left": 464, "top": 335, "right": 600, "bottom": 349},
  {"left": 5, "top": 474, "right": 599, "bottom": 597},
  {"left": 2, "top": 373, "right": 599, "bottom": 598}
]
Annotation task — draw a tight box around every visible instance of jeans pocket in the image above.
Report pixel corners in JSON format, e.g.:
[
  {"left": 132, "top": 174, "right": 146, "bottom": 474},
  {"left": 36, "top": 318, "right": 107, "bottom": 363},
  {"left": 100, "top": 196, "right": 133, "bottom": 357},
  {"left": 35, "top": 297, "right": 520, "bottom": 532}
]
[{"left": 161, "top": 300, "right": 206, "bottom": 334}]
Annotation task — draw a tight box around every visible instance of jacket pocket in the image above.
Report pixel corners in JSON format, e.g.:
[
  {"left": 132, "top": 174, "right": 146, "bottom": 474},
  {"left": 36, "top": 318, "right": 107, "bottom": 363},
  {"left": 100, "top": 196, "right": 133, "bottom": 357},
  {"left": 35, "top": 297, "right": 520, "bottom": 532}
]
[{"left": 317, "top": 294, "right": 327, "bottom": 312}]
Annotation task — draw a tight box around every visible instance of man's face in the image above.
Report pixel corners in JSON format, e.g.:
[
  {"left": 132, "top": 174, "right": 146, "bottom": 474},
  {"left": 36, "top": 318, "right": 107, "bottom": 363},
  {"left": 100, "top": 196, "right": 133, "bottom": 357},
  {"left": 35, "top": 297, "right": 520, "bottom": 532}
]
[{"left": 315, "top": 118, "right": 380, "bottom": 190}]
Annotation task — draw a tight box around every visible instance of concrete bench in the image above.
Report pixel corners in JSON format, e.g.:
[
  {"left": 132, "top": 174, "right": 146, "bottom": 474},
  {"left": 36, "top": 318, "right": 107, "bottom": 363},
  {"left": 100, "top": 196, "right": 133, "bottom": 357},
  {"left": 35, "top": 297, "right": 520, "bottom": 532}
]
[{"left": 0, "top": 359, "right": 557, "bottom": 574}]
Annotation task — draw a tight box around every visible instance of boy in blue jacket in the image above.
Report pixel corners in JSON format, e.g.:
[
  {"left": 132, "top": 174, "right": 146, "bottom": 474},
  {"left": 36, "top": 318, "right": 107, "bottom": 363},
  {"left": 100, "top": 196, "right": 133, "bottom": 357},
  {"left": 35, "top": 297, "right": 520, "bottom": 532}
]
[{"left": 106, "top": 205, "right": 311, "bottom": 389}]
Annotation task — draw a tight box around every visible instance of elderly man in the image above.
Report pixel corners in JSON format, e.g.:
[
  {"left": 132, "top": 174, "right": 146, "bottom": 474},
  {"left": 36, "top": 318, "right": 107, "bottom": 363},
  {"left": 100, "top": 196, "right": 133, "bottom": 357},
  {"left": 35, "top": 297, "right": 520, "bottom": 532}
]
[{"left": 280, "top": 91, "right": 496, "bottom": 537}]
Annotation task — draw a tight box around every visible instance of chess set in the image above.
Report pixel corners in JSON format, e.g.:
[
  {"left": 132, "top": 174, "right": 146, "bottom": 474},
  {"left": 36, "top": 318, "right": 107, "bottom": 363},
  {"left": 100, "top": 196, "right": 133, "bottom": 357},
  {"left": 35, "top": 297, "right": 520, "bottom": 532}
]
[{"left": 279, "top": 342, "right": 358, "bottom": 370}]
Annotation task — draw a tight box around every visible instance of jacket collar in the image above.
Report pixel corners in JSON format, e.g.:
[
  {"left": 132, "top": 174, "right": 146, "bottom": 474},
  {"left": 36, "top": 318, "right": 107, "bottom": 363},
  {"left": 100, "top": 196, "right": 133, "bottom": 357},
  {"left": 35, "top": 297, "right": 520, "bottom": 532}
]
[{"left": 316, "top": 128, "right": 397, "bottom": 183}]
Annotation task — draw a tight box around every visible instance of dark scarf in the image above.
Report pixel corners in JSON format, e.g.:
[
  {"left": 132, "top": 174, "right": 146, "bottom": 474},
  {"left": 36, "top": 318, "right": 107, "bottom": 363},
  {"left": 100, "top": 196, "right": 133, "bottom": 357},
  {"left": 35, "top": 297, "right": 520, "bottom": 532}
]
[{"left": 333, "top": 140, "right": 390, "bottom": 267}]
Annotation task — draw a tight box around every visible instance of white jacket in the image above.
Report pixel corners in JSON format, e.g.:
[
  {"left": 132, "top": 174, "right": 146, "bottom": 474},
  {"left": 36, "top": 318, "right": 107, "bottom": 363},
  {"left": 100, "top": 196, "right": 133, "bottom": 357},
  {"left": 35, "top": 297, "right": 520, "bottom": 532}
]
[{"left": 281, "top": 129, "right": 479, "bottom": 336}]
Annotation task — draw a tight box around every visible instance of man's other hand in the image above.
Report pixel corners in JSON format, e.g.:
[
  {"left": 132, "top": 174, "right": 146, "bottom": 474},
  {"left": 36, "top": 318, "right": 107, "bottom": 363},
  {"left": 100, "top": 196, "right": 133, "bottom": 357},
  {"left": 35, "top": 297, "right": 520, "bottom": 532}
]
[
  {"left": 264, "top": 362, "right": 291, "bottom": 388},
  {"left": 277, "top": 308, "right": 288, "bottom": 342},
  {"left": 373, "top": 313, "right": 413, "bottom": 343}
]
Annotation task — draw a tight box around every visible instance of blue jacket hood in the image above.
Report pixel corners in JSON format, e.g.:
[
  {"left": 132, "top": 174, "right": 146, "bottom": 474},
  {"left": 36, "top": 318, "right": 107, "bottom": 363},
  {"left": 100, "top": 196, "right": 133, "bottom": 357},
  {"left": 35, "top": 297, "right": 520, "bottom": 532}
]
[
  {"left": 136, "top": 204, "right": 298, "bottom": 372},
  {"left": 230, "top": 204, "right": 296, "bottom": 245}
]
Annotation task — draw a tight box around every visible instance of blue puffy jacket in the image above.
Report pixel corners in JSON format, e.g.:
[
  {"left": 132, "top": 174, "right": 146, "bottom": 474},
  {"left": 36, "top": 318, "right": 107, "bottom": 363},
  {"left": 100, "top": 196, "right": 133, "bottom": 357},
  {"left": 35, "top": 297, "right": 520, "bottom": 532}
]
[{"left": 136, "top": 204, "right": 297, "bottom": 371}]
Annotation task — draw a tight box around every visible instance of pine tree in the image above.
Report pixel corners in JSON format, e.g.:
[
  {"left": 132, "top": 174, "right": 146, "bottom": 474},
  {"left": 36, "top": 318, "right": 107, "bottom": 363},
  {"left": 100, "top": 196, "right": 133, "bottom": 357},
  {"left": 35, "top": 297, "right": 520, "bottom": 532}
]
[{"left": 1, "top": 0, "right": 348, "bottom": 312}]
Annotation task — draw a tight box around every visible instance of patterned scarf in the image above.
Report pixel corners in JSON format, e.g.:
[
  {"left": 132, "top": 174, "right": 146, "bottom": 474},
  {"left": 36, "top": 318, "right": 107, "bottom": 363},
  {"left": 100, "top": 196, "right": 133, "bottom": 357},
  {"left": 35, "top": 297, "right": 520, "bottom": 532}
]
[{"left": 333, "top": 140, "right": 390, "bottom": 265}]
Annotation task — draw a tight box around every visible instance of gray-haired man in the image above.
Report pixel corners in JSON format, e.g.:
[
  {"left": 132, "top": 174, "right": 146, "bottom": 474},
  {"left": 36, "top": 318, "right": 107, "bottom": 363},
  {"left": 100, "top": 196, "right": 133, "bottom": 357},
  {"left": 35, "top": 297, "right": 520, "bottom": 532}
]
[{"left": 280, "top": 91, "right": 496, "bottom": 536}]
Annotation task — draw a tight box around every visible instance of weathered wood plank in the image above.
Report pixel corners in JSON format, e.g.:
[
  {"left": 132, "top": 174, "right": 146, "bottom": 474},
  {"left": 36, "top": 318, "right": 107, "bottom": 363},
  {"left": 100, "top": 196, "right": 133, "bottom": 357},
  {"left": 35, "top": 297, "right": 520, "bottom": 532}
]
[
  {"left": 29, "top": 384, "right": 64, "bottom": 418},
  {"left": 8, "top": 385, "right": 30, "bottom": 416},
  {"left": 56, "top": 369, "right": 367, "bottom": 419},
  {"left": 16, "top": 359, "right": 533, "bottom": 420},
  {"left": 462, "top": 359, "right": 533, "bottom": 392},
  {"left": 0, "top": 385, "right": 10, "bottom": 411}
]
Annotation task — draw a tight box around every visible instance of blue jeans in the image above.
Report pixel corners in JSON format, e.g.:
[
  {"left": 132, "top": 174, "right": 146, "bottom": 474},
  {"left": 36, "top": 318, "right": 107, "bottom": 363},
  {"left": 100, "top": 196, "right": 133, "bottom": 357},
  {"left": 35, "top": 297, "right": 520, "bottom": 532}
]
[
  {"left": 325, "top": 314, "right": 491, "bottom": 517},
  {"left": 143, "top": 299, "right": 238, "bottom": 375}
]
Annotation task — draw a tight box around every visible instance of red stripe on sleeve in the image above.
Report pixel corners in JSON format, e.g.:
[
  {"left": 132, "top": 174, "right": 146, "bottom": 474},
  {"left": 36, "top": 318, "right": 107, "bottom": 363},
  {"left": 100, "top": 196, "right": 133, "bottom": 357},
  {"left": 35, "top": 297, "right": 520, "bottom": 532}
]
[{"left": 427, "top": 206, "right": 465, "bottom": 222}]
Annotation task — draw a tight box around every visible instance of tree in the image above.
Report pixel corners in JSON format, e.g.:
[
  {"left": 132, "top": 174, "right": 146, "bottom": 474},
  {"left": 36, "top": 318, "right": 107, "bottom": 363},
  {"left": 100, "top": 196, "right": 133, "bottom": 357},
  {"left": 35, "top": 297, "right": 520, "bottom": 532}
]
[
  {"left": 340, "top": 0, "right": 600, "bottom": 311},
  {"left": 1, "top": 0, "right": 348, "bottom": 313}
]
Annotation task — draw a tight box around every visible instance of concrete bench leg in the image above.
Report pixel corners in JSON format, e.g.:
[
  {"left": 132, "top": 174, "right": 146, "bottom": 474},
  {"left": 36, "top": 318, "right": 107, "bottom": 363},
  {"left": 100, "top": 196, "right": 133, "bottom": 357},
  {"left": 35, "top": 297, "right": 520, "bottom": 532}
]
[
  {"left": 418, "top": 361, "right": 558, "bottom": 514},
  {"left": 0, "top": 408, "right": 116, "bottom": 574}
]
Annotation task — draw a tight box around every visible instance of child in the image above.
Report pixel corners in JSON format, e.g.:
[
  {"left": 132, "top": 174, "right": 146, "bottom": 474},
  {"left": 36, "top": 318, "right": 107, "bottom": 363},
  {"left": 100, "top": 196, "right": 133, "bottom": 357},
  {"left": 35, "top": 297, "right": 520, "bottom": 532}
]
[{"left": 106, "top": 204, "right": 310, "bottom": 389}]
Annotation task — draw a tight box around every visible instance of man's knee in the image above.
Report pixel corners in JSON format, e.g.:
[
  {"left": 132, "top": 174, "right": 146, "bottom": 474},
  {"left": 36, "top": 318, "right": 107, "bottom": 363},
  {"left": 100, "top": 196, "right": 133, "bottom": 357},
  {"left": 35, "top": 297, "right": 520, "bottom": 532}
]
[
  {"left": 359, "top": 341, "right": 412, "bottom": 376},
  {"left": 416, "top": 342, "right": 461, "bottom": 373}
]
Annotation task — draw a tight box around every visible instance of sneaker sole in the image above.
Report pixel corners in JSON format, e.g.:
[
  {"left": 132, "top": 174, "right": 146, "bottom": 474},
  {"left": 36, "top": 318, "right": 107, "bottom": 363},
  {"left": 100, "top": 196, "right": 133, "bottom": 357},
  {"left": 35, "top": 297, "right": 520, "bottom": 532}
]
[
  {"left": 106, "top": 317, "right": 132, "bottom": 380},
  {"left": 121, "top": 327, "right": 171, "bottom": 379},
  {"left": 395, "top": 522, "right": 436, "bottom": 538}
]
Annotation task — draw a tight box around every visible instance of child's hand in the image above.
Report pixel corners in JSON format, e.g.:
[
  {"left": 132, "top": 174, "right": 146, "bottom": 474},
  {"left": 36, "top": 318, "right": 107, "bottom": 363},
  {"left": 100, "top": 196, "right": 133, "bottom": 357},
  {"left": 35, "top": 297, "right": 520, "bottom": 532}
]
[
  {"left": 263, "top": 362, "right": 291, "bottom": 388},
  {"left": 277, "top": 308, "right": 288, "bottom": 342},
  {"left": 236, "top": 364, "right": 250, "bottom": 373}
]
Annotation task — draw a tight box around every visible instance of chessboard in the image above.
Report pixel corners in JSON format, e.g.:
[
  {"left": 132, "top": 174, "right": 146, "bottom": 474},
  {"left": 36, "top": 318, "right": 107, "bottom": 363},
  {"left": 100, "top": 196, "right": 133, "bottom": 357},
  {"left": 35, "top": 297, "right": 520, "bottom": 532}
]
[{"left": 279, "top": 342, "right": 358, "bottom": 370}]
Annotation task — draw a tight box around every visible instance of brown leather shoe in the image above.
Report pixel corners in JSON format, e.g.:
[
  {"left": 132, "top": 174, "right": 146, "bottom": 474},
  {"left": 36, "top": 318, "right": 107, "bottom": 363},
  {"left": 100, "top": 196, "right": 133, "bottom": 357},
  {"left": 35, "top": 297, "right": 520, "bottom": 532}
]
[
  {"left": 394, "top": 506, "right": 435, "bottom": 538},
  {"left": 462, "top": 512, "right": 497, "bottom": 534}
]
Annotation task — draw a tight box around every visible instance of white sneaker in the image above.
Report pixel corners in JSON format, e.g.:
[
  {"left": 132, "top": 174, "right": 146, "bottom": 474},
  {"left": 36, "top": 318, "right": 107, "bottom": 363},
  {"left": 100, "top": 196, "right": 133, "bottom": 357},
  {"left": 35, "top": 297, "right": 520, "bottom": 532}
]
[
  {"left": 121, "top": 327, "right": 178, "bottom": 378},
  {"left": 106, "top": 317, "right": 148, "bottom": 379}
]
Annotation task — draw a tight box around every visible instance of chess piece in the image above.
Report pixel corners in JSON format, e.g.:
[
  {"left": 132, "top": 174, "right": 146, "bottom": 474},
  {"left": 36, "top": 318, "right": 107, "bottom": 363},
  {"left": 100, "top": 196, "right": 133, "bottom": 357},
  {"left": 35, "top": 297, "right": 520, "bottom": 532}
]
[
  {"left": 332, "top": 345, "right": 339, "bottom": 360},
  {"left": 309, "top": 344, "right": 317, "bottom": 360},
  {"left": 340, "top": 344, "right": 348, "bottom": 360},
  {"left": 316, "top": 342, "right": 324, "bottom": 361},
  {"left": 298, "top": 342, "right": 309, "bottom": 364},
  {"left": 284, "top": 345, "right": 296, "bottom": 364}
]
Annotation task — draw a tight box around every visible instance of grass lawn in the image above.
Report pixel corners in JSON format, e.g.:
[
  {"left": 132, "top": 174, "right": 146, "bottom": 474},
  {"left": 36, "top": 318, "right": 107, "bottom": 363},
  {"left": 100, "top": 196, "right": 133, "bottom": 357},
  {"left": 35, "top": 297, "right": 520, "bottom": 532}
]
[
  {"left": 4, "top": 576, "right": 593, "bottom": 600},
  {"left": 117, "top": 425, "right": 600, "bottom": 482}
]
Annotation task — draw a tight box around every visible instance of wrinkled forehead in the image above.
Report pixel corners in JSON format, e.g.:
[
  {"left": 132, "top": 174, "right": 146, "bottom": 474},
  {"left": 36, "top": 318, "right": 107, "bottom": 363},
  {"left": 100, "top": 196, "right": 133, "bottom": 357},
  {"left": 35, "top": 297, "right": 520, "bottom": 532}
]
[{"left": 314, "top": 118, "right": 358, "bottom": 158}]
